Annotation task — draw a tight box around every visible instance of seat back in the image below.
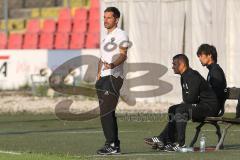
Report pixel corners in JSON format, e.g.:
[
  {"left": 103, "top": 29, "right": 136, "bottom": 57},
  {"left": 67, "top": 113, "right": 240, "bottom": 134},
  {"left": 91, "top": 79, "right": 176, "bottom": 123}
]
[
  {"left": 85, "top": 32, "right": 99, "bottom": 48},
  {"left": 236, "top": 95, "right": 240, "bottom": 118},
  {"left": 88, "top": 20, "right": 100, "bottom": 32},
  {"left": 89, "top": 8, "right": 100, "bottom": 21},
  {"left": 74, "top": 8, "right": 88, "bottom": 21},
  {"left": 26, "top": 19, "right": 41, "bottom": 33},
  {"left": 90, "top": 0, "right": 100, "bottom": 9},
  {"left": 8, "top": 33, "right": 23, "bottom": 49},
  {"left": 72, "top": 20, "right": 87, "bottom": 33},
  {"left": 23, "top": 33, "right": 39, "bottom": 49},
  {"left": 0, "top": 32, "right": 7, "bottom": 49},
  {"left": 39, "top": 32, "right": 54, "bottom": 49},
  {"left": 70, "top": 33, "right": 85, "bottom": 49},
  {"left": 227, "top": 87, "right": 240, "bottom": 118},
  {"left": 54, "top": 33, "right": 70, "bottom": 49},
  {"left": 58, "top": 8, "right": 72, "bottom": 20},
  {"left": 42, "top": 19, "right": 56, "bottom": 33},
  {"left": 57, "top": 19, "right": 72, "bottom": 33}
]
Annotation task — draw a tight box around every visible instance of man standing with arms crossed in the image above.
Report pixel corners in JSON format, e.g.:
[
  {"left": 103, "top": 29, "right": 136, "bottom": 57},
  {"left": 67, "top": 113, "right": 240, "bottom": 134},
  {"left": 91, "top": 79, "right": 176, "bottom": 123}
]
[{"left": 95, "top": 7, "right": 129, "bottom": 155}]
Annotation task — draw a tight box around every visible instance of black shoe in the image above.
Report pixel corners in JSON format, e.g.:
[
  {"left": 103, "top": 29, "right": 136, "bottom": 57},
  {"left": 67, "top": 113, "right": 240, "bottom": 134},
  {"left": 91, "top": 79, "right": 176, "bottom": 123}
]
[
  {"left": 97, "top": 143, "right": 121, "bottom": 155},
  {"left": 164, "top": 143, "right": 186, "bottom": 152},
  {"left": 144, "top": 137, "right": 164, "bottom": 150}
]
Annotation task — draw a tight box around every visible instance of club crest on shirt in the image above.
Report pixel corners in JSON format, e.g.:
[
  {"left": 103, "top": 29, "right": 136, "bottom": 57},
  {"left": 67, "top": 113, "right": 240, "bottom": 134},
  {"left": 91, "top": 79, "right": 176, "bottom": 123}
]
[{"left": 111, "top": 37, "right": 115, "bottom": 44}]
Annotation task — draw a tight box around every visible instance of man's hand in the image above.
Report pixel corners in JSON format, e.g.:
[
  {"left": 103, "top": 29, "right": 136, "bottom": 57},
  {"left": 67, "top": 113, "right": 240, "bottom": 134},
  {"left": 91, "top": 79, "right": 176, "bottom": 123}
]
[
  {"left": 97, "top": 59, "right": 103, "bottom": 80},
  {"left": 97, "top": 73, "right": 101, "bottom": 80},
  {"left": 103, "top": 62, "right": 115, "bottom": 70}
]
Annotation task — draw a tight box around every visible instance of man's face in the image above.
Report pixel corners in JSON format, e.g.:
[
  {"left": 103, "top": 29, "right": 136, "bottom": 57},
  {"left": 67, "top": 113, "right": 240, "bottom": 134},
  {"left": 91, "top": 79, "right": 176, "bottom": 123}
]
[
  {"left": 198, "top": 53, "right": 211, "bottom": 66},
  {"left": 172, "top": 59, "right": 181, "bottom": 74},
  {"left": 104, "top": 11, "right": 118, "bottom": 29}
]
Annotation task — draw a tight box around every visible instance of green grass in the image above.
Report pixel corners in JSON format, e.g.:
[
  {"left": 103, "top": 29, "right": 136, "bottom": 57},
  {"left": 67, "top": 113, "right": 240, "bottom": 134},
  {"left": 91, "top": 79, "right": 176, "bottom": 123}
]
[{"left": 0, "top": 113, "right": 239, "bottom": 159}]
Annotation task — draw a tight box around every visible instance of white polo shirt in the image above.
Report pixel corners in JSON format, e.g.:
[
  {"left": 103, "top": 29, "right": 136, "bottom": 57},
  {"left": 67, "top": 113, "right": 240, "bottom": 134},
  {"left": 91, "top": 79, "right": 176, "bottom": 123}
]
[{"left": 100, "top": 27, "right": 129, "bottom": 78}]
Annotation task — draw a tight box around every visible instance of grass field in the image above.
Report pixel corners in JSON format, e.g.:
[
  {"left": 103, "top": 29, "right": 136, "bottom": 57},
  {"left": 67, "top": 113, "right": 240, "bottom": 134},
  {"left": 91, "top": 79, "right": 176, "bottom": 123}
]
[{"left": 0, "top": 113, "right": 240, "bottom": 160}]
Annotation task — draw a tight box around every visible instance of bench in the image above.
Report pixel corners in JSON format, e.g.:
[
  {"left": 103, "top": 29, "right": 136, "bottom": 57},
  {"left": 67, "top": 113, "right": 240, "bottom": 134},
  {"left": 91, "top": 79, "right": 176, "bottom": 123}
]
[{"left": 189, "top": 87, "right": 240, "bottom": 151}]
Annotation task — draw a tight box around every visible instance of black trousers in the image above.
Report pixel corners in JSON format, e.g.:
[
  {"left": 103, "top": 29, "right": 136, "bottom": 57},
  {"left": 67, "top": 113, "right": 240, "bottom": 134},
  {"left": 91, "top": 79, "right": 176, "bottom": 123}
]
[
  {"left": 158, "top": 103, "right": 217, "bottom": 146},
  {"left": 95, "top": 76, "right": 123, "bottom": 146}
]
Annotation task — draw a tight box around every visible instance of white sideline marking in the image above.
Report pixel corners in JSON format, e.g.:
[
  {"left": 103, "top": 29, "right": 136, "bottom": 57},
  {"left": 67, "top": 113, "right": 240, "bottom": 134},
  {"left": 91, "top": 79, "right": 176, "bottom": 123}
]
[
  {"left": 0, "top": 130, "right": 137, "bottom": 136},
  {"left": 0, "top": 150, "right": 21, "bottom": 155},
  {"left": 88, "top": 153, "right": 174, "bottom": 157},
  {"left": 203, "top": 129, "right": 240, "bottom": 132},
  {"left": 56, "top": 130, "right": 137, "bottom": 134}
]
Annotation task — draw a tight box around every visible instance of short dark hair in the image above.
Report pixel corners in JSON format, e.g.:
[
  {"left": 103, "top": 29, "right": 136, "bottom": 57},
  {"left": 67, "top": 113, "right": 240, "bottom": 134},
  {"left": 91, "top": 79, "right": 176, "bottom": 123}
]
[
  {"left": 196, "top": 44, "right": 218, "bottom": 63},
  {"left": 104, "top": 7, "right": 120, "bottom": 18},
  {"left": 173, "top": 54, "right": 189, "bottom": 68}
]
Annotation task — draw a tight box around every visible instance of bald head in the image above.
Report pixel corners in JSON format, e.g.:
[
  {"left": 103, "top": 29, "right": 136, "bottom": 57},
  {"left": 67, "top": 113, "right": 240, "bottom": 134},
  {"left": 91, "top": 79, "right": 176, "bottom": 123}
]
[{"left": 172, "top": 54, "right": 189, "bottom": 74}]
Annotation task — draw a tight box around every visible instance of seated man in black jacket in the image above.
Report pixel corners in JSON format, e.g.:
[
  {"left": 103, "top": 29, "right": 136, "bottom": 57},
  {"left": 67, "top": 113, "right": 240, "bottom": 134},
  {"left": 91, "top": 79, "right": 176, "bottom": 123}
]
[
  {"left": 144, "top": 54, "right": 218, "bottom": 151},
  {"left": 197, "top": 44, "right": 227, "bottom": 116}
]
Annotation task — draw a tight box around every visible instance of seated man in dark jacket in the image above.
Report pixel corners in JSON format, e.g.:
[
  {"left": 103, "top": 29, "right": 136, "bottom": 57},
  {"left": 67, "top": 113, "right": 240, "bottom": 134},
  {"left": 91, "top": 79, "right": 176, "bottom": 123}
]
[
  {"left": 197, "top": 44, "right": 227, "bottom": 116},
  {"left": 144, "top": 54, "right": 218, "bottom": 151}
]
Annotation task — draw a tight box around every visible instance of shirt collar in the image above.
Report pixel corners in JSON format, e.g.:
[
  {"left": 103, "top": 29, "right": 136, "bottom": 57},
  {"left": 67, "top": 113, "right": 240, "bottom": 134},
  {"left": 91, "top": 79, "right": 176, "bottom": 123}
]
[
  {"left": 207, "top": 63, "right": 217, "bottom": 70},
  {"left": 106, "top": 27, "right": 118, "bottom": 36},
  {"left": 181, "top": 68, "right": 191, "bottom": 79}
]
